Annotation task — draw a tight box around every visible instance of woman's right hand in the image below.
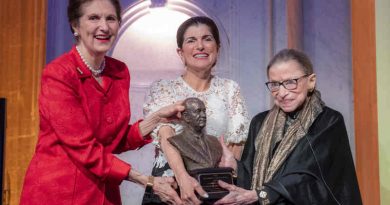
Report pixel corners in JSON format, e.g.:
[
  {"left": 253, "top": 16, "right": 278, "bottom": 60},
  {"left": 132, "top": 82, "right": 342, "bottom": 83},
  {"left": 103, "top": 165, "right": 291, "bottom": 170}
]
[
  {"left": 213, "top": 181, "right": 258, "bottom": 205},
  {"left": 153, "top": 176, "right": 183, "bottom": 205},
  {"left": 176, "top": 173, "right": 208, "bottom": 205},
  {"left": 128, "top": 169, "right": 183, "bottom": 204}
]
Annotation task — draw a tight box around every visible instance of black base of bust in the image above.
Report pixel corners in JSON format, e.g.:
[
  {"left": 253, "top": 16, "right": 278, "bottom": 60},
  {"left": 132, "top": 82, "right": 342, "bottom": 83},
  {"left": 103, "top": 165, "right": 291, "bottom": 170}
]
[{"left": 189, "top": 167, "right": 235, "bottom": 201}]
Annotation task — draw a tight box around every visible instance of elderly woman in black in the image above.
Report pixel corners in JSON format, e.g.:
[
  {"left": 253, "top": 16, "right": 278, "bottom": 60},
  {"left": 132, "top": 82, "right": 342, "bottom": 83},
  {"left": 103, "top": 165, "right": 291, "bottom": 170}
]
[{"left": 215, "top": 49, "right": 362, "bottom": 205}]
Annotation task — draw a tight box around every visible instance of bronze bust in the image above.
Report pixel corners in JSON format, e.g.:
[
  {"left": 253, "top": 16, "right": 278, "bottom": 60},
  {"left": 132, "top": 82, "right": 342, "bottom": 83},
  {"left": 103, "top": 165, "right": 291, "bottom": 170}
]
[{"left": 167, "top": 97, "right": 222, "bottom": 171}]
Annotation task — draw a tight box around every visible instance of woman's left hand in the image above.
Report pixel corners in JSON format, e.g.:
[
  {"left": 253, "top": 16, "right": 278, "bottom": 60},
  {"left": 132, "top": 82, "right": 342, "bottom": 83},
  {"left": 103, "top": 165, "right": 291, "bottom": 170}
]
[
  {"left": 139, "top": 101, "right": 184, "bottom": 136},
  {"left": 213, "top": 181, "right": 258, "bottom": 205},
  {"left": 218, "top": 136, "right": 237, "bottom": 170},
  {"left": 157, "top": 101, "right": 185, "bottom": 122},
  {"left": 175, "top": 173, "right": 205, "bottom": 205}
]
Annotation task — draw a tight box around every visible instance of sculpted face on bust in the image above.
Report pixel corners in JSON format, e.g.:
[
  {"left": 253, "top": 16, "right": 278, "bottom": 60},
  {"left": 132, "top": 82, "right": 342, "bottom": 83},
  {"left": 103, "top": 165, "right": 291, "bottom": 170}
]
[
  {"left": 168, "top": 97, "right": 223, "bottom": 171},
  {"left": 182, "top": 97, "right": 207, "bottom": 132}
]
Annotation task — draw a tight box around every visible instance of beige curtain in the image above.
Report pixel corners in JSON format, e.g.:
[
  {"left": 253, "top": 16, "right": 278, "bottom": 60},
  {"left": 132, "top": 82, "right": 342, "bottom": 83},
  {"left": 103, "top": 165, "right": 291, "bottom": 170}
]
[{"left": 0, "top": 0, "right": 46, "bottom": 204}]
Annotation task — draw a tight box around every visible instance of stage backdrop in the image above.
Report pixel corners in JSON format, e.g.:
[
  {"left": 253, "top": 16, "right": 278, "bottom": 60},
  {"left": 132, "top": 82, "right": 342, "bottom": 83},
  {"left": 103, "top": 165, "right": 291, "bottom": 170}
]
[{"left": 46, "top": 0, "right": 354, "bottom": 204}]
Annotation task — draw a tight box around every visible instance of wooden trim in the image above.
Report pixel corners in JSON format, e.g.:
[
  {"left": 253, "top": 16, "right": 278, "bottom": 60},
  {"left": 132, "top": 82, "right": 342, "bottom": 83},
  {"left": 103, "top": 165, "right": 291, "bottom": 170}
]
[
  {"left": 351, "top": 0, "right": 380, "bottom": 204},
  {"left": 0, "top": 0, "right": 47, "bottom": 204},
  {"left": 286, "top": 0, "right": 303, "bottom": 50}
]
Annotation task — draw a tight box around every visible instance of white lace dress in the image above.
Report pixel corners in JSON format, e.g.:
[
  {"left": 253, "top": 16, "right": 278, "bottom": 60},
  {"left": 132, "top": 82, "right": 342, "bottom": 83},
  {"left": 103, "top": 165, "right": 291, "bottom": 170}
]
[{"left": 143, "top": 76, "right": 250, "bottom": 177}]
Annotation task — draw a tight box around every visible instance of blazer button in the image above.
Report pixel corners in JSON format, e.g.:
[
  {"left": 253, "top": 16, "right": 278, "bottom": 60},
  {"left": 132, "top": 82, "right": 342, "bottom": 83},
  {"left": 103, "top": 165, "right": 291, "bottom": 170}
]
[{"left": 106, "top": 116, "right": 113, "bottom": 124}]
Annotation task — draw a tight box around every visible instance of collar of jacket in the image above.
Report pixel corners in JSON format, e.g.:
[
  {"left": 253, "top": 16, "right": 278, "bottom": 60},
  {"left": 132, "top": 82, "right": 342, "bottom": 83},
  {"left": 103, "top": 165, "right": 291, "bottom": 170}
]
[{"left": 70, "top": 46, "right": 127, "bottom": 80}]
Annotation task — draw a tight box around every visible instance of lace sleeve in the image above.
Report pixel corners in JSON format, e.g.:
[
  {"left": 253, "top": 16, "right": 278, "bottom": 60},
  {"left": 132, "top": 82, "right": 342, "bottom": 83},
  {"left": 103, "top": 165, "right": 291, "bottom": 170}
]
[
  {"left": 143, "top": 80, "right": 182, "bottom": 147},
  {"left": 143, "top": 80, "right": 177, "bottom": 116},
  {"left": 225, "top": 81, "right": 250, "bottom": 144}
]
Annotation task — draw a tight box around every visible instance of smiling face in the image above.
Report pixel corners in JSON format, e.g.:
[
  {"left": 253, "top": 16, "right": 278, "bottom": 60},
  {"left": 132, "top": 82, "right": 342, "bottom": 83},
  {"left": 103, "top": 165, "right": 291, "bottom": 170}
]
[
  {"left": 268, "top": 60, "right": 316, "bottom": 113},
  {"left": 72, "top": 0, "right": 119, "bottom": 57},
  {"left": 177, "top": 24, "right": 219, "bottom": 73}
]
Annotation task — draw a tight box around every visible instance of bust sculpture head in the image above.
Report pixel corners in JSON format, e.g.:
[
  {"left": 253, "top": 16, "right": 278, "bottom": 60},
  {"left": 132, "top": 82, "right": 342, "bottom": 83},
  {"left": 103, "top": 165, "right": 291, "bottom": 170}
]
[
  {"left": 181, "top": 97, "right": 207, "bottom": 133},
  {"left": 168, "top": 97, "right": 222, "bottom": 171}
]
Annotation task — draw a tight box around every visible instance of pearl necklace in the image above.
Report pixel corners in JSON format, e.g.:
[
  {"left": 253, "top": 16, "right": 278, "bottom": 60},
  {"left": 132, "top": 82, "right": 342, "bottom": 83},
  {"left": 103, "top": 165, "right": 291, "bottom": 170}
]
[{"left": 76, "top": 46, "right": 105, "bottom": 76}]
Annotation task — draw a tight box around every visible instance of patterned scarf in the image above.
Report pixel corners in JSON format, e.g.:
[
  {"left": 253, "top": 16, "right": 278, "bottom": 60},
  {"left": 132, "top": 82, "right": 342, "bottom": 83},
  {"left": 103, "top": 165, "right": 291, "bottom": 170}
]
[{"left": 251, "top": 90, "right": 324, "bottom": 189}]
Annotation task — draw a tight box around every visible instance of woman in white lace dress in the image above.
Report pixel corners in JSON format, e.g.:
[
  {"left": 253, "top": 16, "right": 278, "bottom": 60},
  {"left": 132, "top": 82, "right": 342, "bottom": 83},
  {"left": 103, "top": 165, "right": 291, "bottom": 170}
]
[{"left": 142, "top": 16, "right": 250, "bottom": 205}]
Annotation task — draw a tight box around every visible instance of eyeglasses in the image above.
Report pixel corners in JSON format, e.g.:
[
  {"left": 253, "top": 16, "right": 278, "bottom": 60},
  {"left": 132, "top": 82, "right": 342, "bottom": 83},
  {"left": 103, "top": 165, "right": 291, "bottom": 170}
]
[{"left": 265, "top": 74, "right": 310, "bottom": 92}]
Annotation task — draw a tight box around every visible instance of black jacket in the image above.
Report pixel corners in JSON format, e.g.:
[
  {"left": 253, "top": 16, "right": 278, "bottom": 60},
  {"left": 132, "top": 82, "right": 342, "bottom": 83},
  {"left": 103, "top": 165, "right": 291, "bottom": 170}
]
[{"left": 237, "top": 107, "right": 362, "bottom": 205}]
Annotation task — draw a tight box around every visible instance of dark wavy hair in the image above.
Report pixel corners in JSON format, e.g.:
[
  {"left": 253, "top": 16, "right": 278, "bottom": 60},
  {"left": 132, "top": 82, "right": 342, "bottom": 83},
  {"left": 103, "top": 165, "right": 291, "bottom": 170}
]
[
  {"left": 267, "top": 49, "right": 314, "bottom": 76},
  {"left": 176, "top": 16, "right": 221, "bottom": 49},
  {"left": 67, "top": 0, "right": 122, "bottom": 34}
]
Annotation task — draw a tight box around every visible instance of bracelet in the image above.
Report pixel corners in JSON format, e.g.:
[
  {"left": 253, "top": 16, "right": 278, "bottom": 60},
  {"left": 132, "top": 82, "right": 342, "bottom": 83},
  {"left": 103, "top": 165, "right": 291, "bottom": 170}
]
[{"left": 145, "top": 176, "right": 154, "bottom": 193}]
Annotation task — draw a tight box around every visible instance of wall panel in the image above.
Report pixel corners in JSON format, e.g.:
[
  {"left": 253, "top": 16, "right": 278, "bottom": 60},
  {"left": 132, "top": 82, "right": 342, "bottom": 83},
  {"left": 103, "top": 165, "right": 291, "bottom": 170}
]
[
  {"left": 0, "top": 1, "right": 46, "bottom": 204},
  {"left": 376, "top": 0, "right": 390, "bottom": 204},
  {"left": 351, "top": 0, "right": 380, "bottom": 204}
]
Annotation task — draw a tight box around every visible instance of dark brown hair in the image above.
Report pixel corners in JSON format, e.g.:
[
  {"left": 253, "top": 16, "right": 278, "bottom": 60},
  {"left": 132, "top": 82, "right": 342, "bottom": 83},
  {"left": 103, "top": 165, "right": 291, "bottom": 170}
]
[
  {"left": 176, "top": 16, "right": 220, "bottom": 48},
  {"left": 67, "top": 0, "right": 122, "bottom": 33},
  {"left": 267, "top": 49, "right": 314, "bottom": 76}
]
